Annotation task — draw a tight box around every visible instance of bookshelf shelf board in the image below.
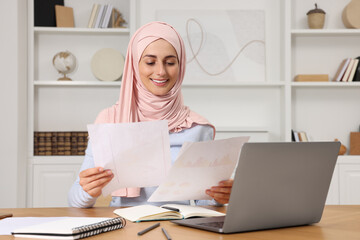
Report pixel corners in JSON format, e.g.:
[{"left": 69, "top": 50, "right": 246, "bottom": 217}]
[
  {"left": 216, "top": 126, "right": 268, "bottom": 132},
  {"left": 34, "top": 81, "right": 121, "bottom": 87},
  {"left": 337, "top": 155, "right": 360, "bottom": 164},
  {"left": 182, "top": 82, "right": 285, "bottom": 87},
  {"left": 33, "top": 81, "right": 285, "bottom": 88},
  {"left": 31, "top": 156, "right": 84, "bottom": 165},
  {"left": 34, "top": 27, "right": 130, "bottom": 34},
  {"left": 291, "top": 29, "right": 360, "bottom": 36},
  {"left": 291, "top": 82, "right": 360, "bottom": 87}
]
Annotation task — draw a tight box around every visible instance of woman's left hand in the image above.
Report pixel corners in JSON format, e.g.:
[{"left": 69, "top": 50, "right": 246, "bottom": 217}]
[{"left": 205, "top": 179, "right": 233, "bottom": 204}]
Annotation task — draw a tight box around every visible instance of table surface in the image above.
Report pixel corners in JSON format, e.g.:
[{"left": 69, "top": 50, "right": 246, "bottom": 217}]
[{"left": 1, "top": 205, "right": 360, "bottom": 240}]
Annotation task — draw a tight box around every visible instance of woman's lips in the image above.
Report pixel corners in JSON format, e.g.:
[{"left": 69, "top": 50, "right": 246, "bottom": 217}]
[{"left": 151, "top": 78, "right": 168, "bottom": 86}]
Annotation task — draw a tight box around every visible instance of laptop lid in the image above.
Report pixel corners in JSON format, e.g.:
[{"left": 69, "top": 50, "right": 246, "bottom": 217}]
[
  {"left": 222, "top": 141, "right": 340, "bottom": 233},
  {"left": 172, "top": 142, "right": 340, "bottom": 233}
]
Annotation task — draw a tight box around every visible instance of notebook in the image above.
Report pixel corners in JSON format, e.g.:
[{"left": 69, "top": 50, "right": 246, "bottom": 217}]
[
  {"left": 114, "top": 204, "right": 225, "bottom": 222},
  {"left": 172, "top": 142, "right": 340, "bottom": 233},
  {"left": 11, "top": 217, "right": 126, "bottom": 239}
]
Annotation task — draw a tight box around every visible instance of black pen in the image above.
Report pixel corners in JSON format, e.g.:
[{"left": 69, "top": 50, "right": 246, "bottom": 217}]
[
  {"left": 161, "top": 206, "right": 180, "bottom": 212},
  {"left": 137, "top": 222, "right": 160, "bottom": 236},
  {"left": 162, "top": 228, "right": 172, "bottom": 240}
]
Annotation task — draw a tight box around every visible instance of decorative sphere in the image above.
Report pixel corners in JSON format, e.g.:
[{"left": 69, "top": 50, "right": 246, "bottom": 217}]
[{"left": 52, "top": 51, "right": 76, "bottom": 80}]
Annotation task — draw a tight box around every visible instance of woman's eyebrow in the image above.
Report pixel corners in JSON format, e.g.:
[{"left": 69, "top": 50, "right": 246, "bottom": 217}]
[{"left": 143, "top": 54, "right": 177, "bottom": 59}]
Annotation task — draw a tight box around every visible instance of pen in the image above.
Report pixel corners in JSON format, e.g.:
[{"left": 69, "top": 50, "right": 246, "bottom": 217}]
[
  {"left": 162, "top": 227, "right": 172, "bottom": 240},
  {"left": 0, "top": 213, "right": 12, "bottom": 220},
  {"left": 161, "top": 206, "right": 180, "bottom": 212},
  {"left": 137, "top": 222, "right": 160, "bottom": 236}
]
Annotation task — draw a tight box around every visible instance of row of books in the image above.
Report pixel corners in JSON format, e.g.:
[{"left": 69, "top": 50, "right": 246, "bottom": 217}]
[
  {"left": 292, "top": 130, "right": 309, "bottom": 142},
  {"left": 333, "top": 57, "right": 360, "bottom": 82},
  {"left": 34, "top": 131, "right": 88, "bottom": 156},
  {"left": 87, "top": 4, "right": 125, "bottom": 28}
]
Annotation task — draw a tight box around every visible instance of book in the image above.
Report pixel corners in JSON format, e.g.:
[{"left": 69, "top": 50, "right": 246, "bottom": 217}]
[
  {"left": 348, "top": 59, "right": 359, "bottom": 82},
  {"left": 350, "top": 132, "right": 360, "bottom": 155},
  {"left": 12, "top": 217, "right": 126, "bottom": 239},
  {"left": 341, "top": 58, "right": 355, "bottom": 82},
  {"left": 298, "top": 131, "right": 309, "bottom": 142},
  {"left": 98, "top": 5, "right": 108, "bottom": 28},
  {"left": 292, "top": 130, "right": 300, "bottom": 142},
  {"left": 94, "top": 4, "right": 105, "bottom": 28},
  {"left": 114, "top": 204, "right": 225, "bottom": 222},
  {"left": 55, "top": 5, "right": 74, "bottom": 28},
  {"left": 34, "top": 0, "right": 64, "bottom": 27},
  {"left": 101, "top": 5, "right": 114, "bottom": 28},
  {"left": 333, "top": 58, "right": 351, "bottom": 82},
  {"left": 353, "top": 56, "right": 360, "bottom": 81},
  {"left": 294, "top": 74, "right": 329, "bottom": 82},
  {"left": 87, "top": 4, "right": 99, "bottom": 28}
]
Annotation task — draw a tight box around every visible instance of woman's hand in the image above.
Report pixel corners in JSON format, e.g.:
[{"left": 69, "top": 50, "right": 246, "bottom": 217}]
[
  {"left": 205, "top": 179, "right": 233, "bottom": 204},
  {"left": 79, "top": 167, "right": 114, "bottom": 198}
]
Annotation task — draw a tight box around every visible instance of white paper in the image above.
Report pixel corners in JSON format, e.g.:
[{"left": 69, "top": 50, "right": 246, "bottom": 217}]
[
  {"left": 87, "top": 120, "right": 171, "bottom": 196},
  {"left": 0, "top": 217, "right": 68, "bottom": 235},
  {"left": 148, "top": 136, "right": 249, "bottom": 202}
]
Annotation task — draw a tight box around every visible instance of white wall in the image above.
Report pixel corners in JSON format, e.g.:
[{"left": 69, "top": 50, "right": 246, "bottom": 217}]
[{"left": 0, "top": 1, "right": 27, "bottom": 207}]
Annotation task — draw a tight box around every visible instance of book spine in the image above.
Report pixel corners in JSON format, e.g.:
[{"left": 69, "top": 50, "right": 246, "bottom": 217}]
[
  {"left": 94, "top": 5, "right": 104, "bottom": 28},
  {"left": 52, "top": 132, "right": 58, "bottom": 155},
  {"left": 353, "top": 56, "right": 360, "bottom": 81},
  {"left": 64, "top": 132, "right": 71, "bottom": 155},
  {"left": 77, "top": 132, "right": 88, "bottom": 155},
  {"left": 333, "top": 58, "right": 350, "bottom": 82},
  {"left": 99, "top": 5, "right": 108, "bottom": 28},
  {"left": 34, "top": 132, "right": 39, "bottom": 155},
  {"left": 101, "top": 5, "right": 113, "bottom": 28},
  {"left": 33, "top": 131, "right": 88, "bottom": 156},
  {"left": 348, "top": 59, "right": 359, "bottom": 82},
  {"left": 341, "top": 59, "right": 355, "bottom": 82},
  {"left": 87, "top": 4, "right": 98, "bottom": 28},
  {"left": 71, "top": 132, "right": 78, "bottom": 155}
]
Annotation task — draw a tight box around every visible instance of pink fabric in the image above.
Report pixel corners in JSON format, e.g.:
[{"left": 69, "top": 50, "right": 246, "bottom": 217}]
[{"left": 94, "top": 21, "right": 215, "bottom": 197}]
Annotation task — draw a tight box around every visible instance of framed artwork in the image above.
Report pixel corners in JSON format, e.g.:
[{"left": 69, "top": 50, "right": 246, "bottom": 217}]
[{"left": 156, "top": 9, "right": 266, "bottom": 83}]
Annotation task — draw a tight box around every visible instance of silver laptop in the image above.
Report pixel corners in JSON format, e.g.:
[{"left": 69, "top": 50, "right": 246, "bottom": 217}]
[{"left": 171, "top": 142, "right": 340, "bottom": 233}]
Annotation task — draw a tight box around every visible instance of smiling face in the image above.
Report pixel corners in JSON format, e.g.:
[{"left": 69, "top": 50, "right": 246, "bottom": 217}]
[{"left": 138, "top": 39, "right": 180, "bottom": 96}]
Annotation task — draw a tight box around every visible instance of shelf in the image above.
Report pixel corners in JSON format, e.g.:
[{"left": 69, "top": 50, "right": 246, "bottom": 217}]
[
  {"left": 31, "top": 156, "right": 84, "bottom": 165},
  {"left": 291, "top": 82, "right": 360, "bottom": 87},
  {"left": 182, "top": 82, "right": 285, "bottom": 87},
  {"left": 337, "top": 155, "right": 360, "bottom": 164},
  {"left": 216, "top": 126, "right": 268, "bottom": 132},
  {"left": 33, "top": 81, "right": 121, "bottom": 87},
  {"left": 34, "top": 27, "right": 130, "bottom": 34},
  {"left": 34, "top": 81, "right": 285, "bottom": 88},
  {"left": 291, "top": 29, "right": 360, "bottom": 36}
]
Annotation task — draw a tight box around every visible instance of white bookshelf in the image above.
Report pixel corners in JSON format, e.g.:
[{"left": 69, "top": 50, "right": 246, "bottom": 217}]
[
  {"left": 27, "top": 0, "right": 360, "bottom": 207},
  {"left": 34, "top": 27, "right": 130, "bottom": 34}
]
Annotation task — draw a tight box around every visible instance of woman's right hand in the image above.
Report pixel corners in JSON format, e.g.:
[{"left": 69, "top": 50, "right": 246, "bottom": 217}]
[{"left": 79, "top": 167, "right": 114, "bottom": 198}]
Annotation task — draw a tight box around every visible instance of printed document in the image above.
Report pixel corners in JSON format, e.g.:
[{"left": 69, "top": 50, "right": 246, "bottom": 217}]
[
  {"left": 148, "top": 136, "right": 249, "bottom": 202},
  {"left": 87, "top": 120, "right": 171, "bottom": 196}
]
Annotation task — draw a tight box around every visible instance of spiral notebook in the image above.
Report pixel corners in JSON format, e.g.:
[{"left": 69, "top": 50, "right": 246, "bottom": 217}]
[{"left": 11, "top": 217, "right": 126, "bottom": 239}]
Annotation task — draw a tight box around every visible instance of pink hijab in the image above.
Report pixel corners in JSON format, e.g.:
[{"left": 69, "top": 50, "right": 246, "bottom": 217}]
[{"left": 94, "top": 21, "right": 215, "bottom": 197}]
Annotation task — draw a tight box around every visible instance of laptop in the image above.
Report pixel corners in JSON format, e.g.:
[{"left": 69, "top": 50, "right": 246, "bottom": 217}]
[{"left": 171, "top": 141, "right": 340, "bottom": 233}]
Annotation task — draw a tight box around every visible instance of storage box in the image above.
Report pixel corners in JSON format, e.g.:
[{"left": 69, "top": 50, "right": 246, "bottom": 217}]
[
  {"left": 350, "top": 132, "right": 360, "bottom": 155},
  {"left": 294, "top": 74, "right": 329, "bottom": 82}
]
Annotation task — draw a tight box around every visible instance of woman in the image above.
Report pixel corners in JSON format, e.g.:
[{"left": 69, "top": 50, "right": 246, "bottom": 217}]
[{"left": 68, "top": 21, "right": 233, "bottom": 208}]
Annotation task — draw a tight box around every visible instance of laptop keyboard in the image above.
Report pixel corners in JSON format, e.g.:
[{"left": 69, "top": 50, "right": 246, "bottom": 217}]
[{"left": 197, "top": 221, "right": 224, "bottom": 228}]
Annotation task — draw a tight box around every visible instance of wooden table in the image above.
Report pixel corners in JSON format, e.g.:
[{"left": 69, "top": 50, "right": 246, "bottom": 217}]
[{"left": 1, "top": 205, "right": 359, "bottom": 240}]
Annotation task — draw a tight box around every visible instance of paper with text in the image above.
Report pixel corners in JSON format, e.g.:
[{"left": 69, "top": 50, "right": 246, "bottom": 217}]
[
  {"left": 148, "top": 136, "right": 249, "bottom": 202},
  {"left": 87, "top": 120, "right": 171, "bottom": 196}
]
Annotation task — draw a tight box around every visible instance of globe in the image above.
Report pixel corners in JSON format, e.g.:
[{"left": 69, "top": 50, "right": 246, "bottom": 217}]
[{"left": 52, "top": 51, "right": 77, "bottom": 81}]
